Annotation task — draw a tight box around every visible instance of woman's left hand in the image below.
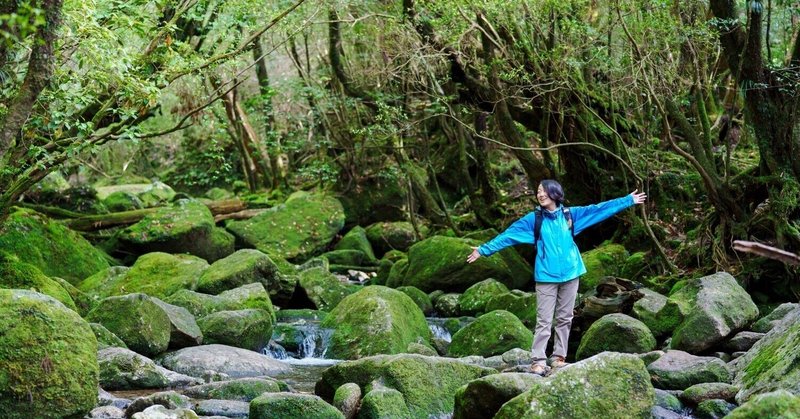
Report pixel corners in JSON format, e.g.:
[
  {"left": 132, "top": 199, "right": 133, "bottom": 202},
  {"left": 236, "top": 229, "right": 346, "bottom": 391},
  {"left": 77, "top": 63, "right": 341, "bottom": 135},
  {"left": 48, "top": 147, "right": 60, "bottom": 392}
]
[{"left": 630, "top": 189, "right": 647, "bottom": 204}]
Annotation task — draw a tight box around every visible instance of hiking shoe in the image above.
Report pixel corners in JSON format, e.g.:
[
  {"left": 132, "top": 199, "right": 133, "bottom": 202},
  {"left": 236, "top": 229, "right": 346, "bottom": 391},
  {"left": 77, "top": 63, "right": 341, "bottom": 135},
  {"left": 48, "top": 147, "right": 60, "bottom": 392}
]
[
  {"left": 549, "top": 356, "right": 568, "bottom": 369},
  {"left": 529, "top": 363, "right": 548, "bottom": 376}
]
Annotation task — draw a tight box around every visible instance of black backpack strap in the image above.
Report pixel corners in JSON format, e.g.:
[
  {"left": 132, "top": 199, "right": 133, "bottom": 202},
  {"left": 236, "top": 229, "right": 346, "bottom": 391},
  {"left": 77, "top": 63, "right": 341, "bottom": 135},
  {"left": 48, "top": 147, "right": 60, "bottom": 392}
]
[
  {"left": 533, "top": 207, "right": 543, "bottom": 244},
  {"left": 562, "top": 206, "right": 574, "bottom": 237}
]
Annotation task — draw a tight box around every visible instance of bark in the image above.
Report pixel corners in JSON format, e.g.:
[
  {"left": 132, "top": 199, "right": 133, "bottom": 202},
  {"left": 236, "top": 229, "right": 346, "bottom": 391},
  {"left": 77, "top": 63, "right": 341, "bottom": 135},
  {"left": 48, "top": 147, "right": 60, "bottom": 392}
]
[{"left": 253, "top": 36, "right": 286, "bottom": 187}]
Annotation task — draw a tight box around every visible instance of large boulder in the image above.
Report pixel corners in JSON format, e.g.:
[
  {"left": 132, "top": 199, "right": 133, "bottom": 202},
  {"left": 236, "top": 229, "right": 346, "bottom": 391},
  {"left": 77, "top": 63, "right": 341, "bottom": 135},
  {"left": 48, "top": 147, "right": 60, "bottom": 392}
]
[
  {"left": 458, "top": 279, "right": 510, "bottom": 316},
  {"left": 151, "top": 299, "right": 203, "bottom": 349},
  {"left": 494, "top": 352, "right": 655, "bottom": 419},
  {"left": 296, "top": 266, "right": 357, "bottom": 311},
  {"left": 576, "top": 313, "right": 657, "bottom": 360},
  {"left": 158, "top": 344, "right": 290, "bottom": 379},
  {"left": 732, "top": 306, "right": 800, "bottom": 403},
  {"left": 364, "top": 221, "right": 418, "bottom": 256},
  {"left": 90, "top": 322, "right": 128, "bottom": 349},
  {"left": 485, "top": 290, "right": 537, "bottom": 328},
  {"left": 98, "top": 347, "right": 201, "bottom": 390},
  {"left": 579, "top": 243, "right": 628, "bottom": 293},
  {"left": 79, "top": 252, "right": 208, "bottom": 299},
  {"left": 751, "top": 302, "right": 798, "bottom": 333},
  {"left": 225, "top": 192, "right": 345, "bottom": 262},
  {"left": 0, "top": 290, "right": 98, "bottom": 418},
  {"left": 0, "top": 207, "right": 110, "bottom": 284},
  {"left": 250, "top": 393, "right": 343, "bottom": 419},
  {"left": 321, "top": 286, "right": 432, "bottom": 359},
  {"left": 334, "top": 226, "right": 376, "bottom": 262},
  {"left": 196, "top": 249, "right": 291, "bottom": 301},
  {"left": 726, "top": 390, "right": 800, "bottom": 418},
  {"left": 357, "top": 387, "right": 413, "bottom": 418},
  {"left": 164, "top": 283, "right": 274, "bottom": 318},
  {"left": 389, "top": 236, "right": 530, "bottom": 292},
  {"left": 453, "top": 372, "right": 539, "bottom": 419},
  {"left": 669, "top": 272, "right": 759, "bottom": 353},
  {"left": 631, "top": 288, "right": 682, "bottom": 338},
  {"left": 86, "top": 293, "right": 172, "bottom": 357},
  {"left": 0, "top": 252, "right": 78, "bottom": 311},
  {"left": 396, "top": 286, "right": 434, "bottom": 315},
  {"left": 117, "top": 199, "right": 233, "bottom": 262},
  {"left": 182, "top": 377, "right": 287, "bottom": 401},
  {"left": 197, "top": 309, "right": 273, "bottom": 352},
  {"left": 647, "top": 350, "right": 732, "bottom": 390},
  {"left": 315, "top": 353, "right": 496, "bottom": 418},
  {"left": 448, "top": 310, "right": 533, "bottom": 358}
]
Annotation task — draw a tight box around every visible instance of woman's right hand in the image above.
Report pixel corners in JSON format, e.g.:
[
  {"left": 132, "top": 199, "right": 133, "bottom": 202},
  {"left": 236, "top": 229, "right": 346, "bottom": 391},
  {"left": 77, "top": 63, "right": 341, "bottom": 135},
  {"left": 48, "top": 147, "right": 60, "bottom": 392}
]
[{"left": 466, "top": 247, "right": 481, "bottom": 264}]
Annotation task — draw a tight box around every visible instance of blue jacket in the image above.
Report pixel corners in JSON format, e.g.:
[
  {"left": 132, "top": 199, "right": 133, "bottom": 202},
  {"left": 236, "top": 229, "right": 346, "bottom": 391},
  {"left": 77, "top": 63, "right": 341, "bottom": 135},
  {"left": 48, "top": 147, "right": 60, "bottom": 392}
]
[{"left": 477, "top": 195, "right": 635, "bottom": 283}]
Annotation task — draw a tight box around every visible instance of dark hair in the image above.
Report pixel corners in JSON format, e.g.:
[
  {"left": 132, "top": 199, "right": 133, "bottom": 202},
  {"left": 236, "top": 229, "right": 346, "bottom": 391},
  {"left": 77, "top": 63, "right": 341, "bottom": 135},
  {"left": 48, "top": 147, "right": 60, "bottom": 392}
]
[{"left": 539, "top": 179, "right": 565, "bottom": 205}]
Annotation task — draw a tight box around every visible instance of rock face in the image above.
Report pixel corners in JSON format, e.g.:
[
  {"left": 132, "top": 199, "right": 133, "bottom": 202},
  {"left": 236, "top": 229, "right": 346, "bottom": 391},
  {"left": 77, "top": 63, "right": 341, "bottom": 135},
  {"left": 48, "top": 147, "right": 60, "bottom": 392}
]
[
  {"left": 315, "top": 354, "right": 496, "bottom": 418},
  {"left": 225, "top": 192, "right": 345, "bottom": 262},
  {"left": 448, "top": 310, "right": 533, "bottom": 358},
  {"left": 150, "top": 299, "right": 203, "bottom": 349},
  {"left": 158, "top": 344, "right": 290, "bottom": 379},
  {"left": 0, "top": 290, "right": 99, "bottom": 418},
  {"left": 576, "top": 313, "right": 657, "bottom": 360},
  {"left": 751, "top": 303, "right": 799, "bottom": 333},
  {"left": 669, "top": 272, "right": 758, "bottom": 353},
  {"left": 733, "top": 306, "right": 800, "bottom": 403},
  {"left": 647, "top": 350, "right": 732, "bottom": 390},
  {"left": 0, "top": 207, "right": 110, "bottom": 284},
  {"left": 98, "top": 347, "right": 201, "bottom": 390},
  {"left": 389, "top": 236, "right": 530, "bottom": 292},
  {"left": 453, "top": 372, "right": 539, "bottom": 419},
  {"left": 117, "top": 199, "right": 233, "bottom": 262},
  {"left": 86, "top": 293, "right": 172, "bottom": 357},
  {"left": 494, "top": 352, "right": 655, "bottom": 419},
  {"left": 321, "top": 286, "right": 432, "bottom": 360},
  {"left": 249, "top": 393, "right": 344, "bottom": 419}
]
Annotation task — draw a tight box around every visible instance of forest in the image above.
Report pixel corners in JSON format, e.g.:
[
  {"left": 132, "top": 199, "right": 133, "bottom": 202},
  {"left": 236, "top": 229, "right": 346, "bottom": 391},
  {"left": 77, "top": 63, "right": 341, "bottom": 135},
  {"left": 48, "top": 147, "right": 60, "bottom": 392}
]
[{"left": 1, "top": 0, "right": 800, "bottom": 418}]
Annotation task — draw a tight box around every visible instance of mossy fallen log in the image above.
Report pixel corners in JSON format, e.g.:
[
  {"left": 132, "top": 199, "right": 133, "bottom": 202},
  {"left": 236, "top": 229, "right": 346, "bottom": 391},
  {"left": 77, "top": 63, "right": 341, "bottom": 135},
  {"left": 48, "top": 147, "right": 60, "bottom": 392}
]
[{"left": 65, "top": 199, "right": 248, "bottom": 231}]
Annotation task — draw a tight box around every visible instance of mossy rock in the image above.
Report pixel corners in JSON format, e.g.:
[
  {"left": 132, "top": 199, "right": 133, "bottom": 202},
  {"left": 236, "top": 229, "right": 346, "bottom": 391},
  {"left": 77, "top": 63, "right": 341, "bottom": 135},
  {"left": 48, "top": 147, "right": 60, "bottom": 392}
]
[
  {"left": 205, "top": 187, "right": 234, "bottom": 201},
  {"left": 631, "top": 288, "right": 682, "bottom": 338},
  {"left": 696, "top": 399, "right": 736, "bottom": 418},
  {"left": 197, "top": 249, "right": 287, "bottom": 297},
  {"left": 0, "top": 252, "right": 78, "bottom": 311},
  {"left": 334, "top": 226, "right": 376, "bottom": 261},
  {"left": 485, "top": 290, "right": 537, "bottom": 328},
  {"left": 337, "top": 176, "right": 406, "bottom": 229},
  {"left": 726, "top": 390, "right": 800, "bottom": 418},
  {"left": 80, "top": 252, "right": 209, "bottom": 299},
  {"left": 358, "top": 387, "right": 413, "bottom": 418},
  {"left": 385, "top": 258, "right": 409, "bottom": 288},
  {"left": 164, "top": 283, "right": 274, "bottom": 319},
  {"left": 297, "top": 266, "right": 358, "bottom": 311},
  {"left": 198, "top": 309, "right": 274, "bottom": 352},
  {"left": 226, "top": 192, "right": 345, "bottom": 262},
  {"left": 751, "top": 303, "right": 798, "bottom": 333},
  {"left": 320, "top": 249, "right": 373, "bottom": 267},
  {"left": 275, "top": 308, "right": 328, "bottom": 323},
  {"left": 321, "top": 286, "right": 432, "bottom": 360},
  {"left": 103, "top": 191, "right": 144, "bottom": 212},
  {"left": 453, "top": 372, "right": 539, "bottom": 419},
  {"left": 137, "top": 181, "right": 177, "bottom": 207},
  {"left": 76, "top": 266, "right": 129, "bottom": 299},
  {"left": 250, "top": 393, "right": 344, "bottom": 419},
  {"left": 669, "top": 272, "right": 759, "bottom": 353},
  {"left": 183, "top": 377, "right": 287, "bottom": 401},
  {"left": 90, "top": 322, "right": 128, "bottom": 350},
  {"left": 434, "top": 293, "right": 461, "bottom": 317},
  {"left": 447, "top": 310, "right": 532, "bottom": 358},
  {"left": 365, "top": 221, "right": 419, "bottom": 256},
  {"left": 458, "top": 279, "right": 510, "bottom": 316},
  {"left": 647, "top": 350, "right": 732, "bottom": 390},
  {"left": 315, "top": 353, "right": 496, "bottom": 418},
  {"left": 681, "top": 382, "right": 738, "bottom": 405},
  {"left": 494, "top": 352, "right": 655, "bottom": 419},
  {"left": 0, "top": 289, "right": 99, "bottom": 418},
  {"left": 206, "top": 227, "right": 237, "bottom": 263},
  {"left": 579, "top": 242, "right": 628, "bottom": 293},
  {"left": 397, "top": 236, "right": 530, "bottom": 293},
  {"left": 117, "top": 199, "right": 231, "bottom": 262},
  {"left": 396, "top": 286, "right": 434, "bottom": 316},
  {"left": 151, "top": 299, "right": 203, "bottom": 349},
  {"left": 0, "top": 207, "right": 110, "bottom": 284},
  {"left": 576, "top": 313, "right": 657, "bottom": 360},
  {"left": 50, "top": 276, "right": 93, "bottom": 316},
  {"left": 332, "top": 383, "right": 361, "bottom": 419},
  {"left": 86, "top": 293, "right": 172, "bottom": 357}
]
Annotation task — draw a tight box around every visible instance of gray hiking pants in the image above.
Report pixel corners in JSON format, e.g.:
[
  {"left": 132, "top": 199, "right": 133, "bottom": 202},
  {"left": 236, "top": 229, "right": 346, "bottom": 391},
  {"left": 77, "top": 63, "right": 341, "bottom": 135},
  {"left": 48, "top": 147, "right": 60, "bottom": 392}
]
[{"left": 531, "top": 278, "right": 580, "bottom": 364}]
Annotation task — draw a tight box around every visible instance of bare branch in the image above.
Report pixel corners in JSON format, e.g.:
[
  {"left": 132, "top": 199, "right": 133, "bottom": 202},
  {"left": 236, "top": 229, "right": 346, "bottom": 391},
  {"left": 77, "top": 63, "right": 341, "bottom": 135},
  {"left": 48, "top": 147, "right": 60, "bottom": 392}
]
[{"left": 733, "top": 240, "right": 800, "bottom": 266}]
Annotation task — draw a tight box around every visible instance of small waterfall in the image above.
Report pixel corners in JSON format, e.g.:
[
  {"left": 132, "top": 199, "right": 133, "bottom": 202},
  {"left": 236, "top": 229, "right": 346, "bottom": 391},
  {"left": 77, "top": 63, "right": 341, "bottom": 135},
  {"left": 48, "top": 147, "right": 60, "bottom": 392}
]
[
  {"left": 299, "top": 327, "right": 333, "bottom": 359},
  {"left": 267, "top": 320, "right": 336, "bottom": 364},
  {"left": 427, "top": 318, "right": 452, "bottom": 343},
  {"left": 264, "top": 341, "right": 289, "bottom": 360}
]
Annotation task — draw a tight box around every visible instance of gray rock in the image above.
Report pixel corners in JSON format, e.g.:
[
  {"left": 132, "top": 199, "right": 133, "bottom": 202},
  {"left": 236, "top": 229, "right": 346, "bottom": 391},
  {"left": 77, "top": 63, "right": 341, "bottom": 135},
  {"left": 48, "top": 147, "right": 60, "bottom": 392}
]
[
  {"left": 182, "top": 377, "right": 286, "bottom": 401},
  {"left": 333, "top": 383, "right": 361, "bottom": 419},
  {"left": 193, "top": 399, "right": 249, "bottom": 418},
  {"left": 696, "top": 399, "right": 736, "bottom": 418},
  {"left": 130, "top": 404, "right": 199, "bottom": 419},
  {"left": 87, "top": 405, "right": 126, "bottom": 419},
  {"left": 647, "top": 350, "right": 732, "bottom": 390},
  {"left": 125, "top": 391, "right": 192, "bottom": 417},
  {"left": 434, "top": 293, "right": 461, "bottom": 317},
  {"left": 453, "top": 372, "right": 539, "bottom": 419},
  {"left": 632, "top": 288, "right": 681, "bottom": 338},
  {"left": 751, "top": 303, "right": 799, "bottom": 333},
  {"left": 152, "top": 298, "right": 203, "bottom": 349},
  {"left": 99, "top": 347, "right": 202, "bottom": 390},
  {"left": 724, "top": 331, "right": 765, "bottom": 352},
  {"left": 681, "top": 382, "right": 739, "bottom": 404},
  {"left": 655, "top": 388, "right": 684, "bottom": 411},
  {"left": 158, "top": 344, "right": 291, "bottom": 379},
  {"left": 501, "top": 348, "right": 533, "bottom": 366},
  {"left": 650, "top": 405, "right": 688, "bottom": 419},
  {"left": 98, "top": 387, "right": 132, "bottom": 410}
]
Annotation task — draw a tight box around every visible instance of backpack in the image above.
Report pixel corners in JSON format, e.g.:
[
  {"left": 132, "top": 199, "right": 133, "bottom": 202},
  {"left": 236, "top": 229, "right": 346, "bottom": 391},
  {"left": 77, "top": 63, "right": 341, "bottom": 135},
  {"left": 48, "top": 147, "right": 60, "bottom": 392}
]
[{"left": 533, "top": 206, "right": 574, "bottom": 245}]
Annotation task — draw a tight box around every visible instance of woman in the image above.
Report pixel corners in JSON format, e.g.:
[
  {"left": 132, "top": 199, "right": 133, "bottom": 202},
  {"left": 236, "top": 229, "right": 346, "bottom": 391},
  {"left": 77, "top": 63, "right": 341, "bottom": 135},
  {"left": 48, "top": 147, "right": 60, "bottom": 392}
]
[{"left": 466, "top": 180, "right": 647, "bottom": 376}]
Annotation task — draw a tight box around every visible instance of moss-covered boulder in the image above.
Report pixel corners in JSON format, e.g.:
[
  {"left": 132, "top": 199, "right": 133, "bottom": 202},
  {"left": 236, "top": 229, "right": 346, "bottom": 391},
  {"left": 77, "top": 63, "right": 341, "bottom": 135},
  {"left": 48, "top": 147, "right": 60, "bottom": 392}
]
[
  {"left": 396, "top": 285, "right": 434, "bottom": 315},
  {"left": 225, "top": 192, "right": 345, "bottom": 262},
  {"left": 98, "top": 347, "right": 201, "bottom": 390},
  {"left": 576, "top": 313, "right": 657, "bottom": 360},
  {"left": 164, "top": 283, "right": 274, "bottom": 318},
  {"left": 365, "top": 221, "right": 418, "bottom": 256},
  {"left": 297, "top": 266, "right": 358, "bottom": 311},
  {"left": 447, "top": 310, "right": 532, "bottom": 357},
  {"left": 197, "top": 309, "right": 274, "bottom": 352},
  {"left": 86, "top": 293, "right": 172, "bottom": 357},
  {"left": 275, "top": 308, "right": 328, "bottom": 323},
  {"left": 103, "top": 190, "right": 144, "bottom": 212},
  {"left": 394, "top": 236, "right": 530, "bottom": 293},
  {"left": 50, "top": 276, "right": 93, "bottom": 315},
  {"left": 680, "top": 382, "right": 738, "bottom": 404},
  {"left": 117, "top": 199, "right": 232, "bottom": 262},
  {"left": 196, "top": 249, "right": 290, "bottom": 300},
  {"left": 183, "top": 377, "right": 287, "bottom": 401},
  {"left": 151, "top": 299, "right": 203, "bottom": 349},
  {"left": 250, "top": 393, "right": 344, "bottom": 419},
  {"left": 333, "top": 383, "right": 361, "bottom": 419},
  {"left": 458, "top": 279, "right": 510, "bottom": 316},
  {"left": 494, "top": 352, "right": 655, "bottom": 419},
  {"left": 647, "top": 350, "right": 732, "bottom": 390},
  {"left": 434, "top": 293, "right": 462, "bottom": 317},
  {"left": 751, "top": 302, "right": 798, "bottom": 333},
  {"left": 0, "top": 252, "right": 78, "bottom": 311},
  {"left": 732, "top": 306, "right": 800, "bottom": 403},
  {"left": 321, "top": 286, "right": 432, "bottom": 360},
  {"left": 315, "top": 354, "right": 496, "bottom": 418},
  {"left": 0, "top": 207, "right": 110, "bottom": 284},
  {"left": 631, "top": 288, "right": 682, "bottom": 338},
  {"left": 205, "top": 187, "right": 234, "bottom": 200},
  {"left": 321, "top": 249, "right": 373, "bottom": 267},
  {"left": 579, "top": 243, "right": 628, "bottom": 293},
  {"left": 358, "top": 387, "right": 413, "bottom": 418},
  {"left": 79, "top": 252, "right": 209, "bottom": 299},
  {"left": 669, "top": 272, "right": 759, "bottom": 353},
  {"left": 485, "top": 290, "right": 537, "bottom": 328},
  {"left": 0, "top": 289, "right": 98, "bottom": 418},
  {"left": 90, "top": 322, "right": 128, "bottom": 349},
  {"left": 452, "top": 372, "right": 539, "bottom": 419},
  {"left": 334, "top": 226, "right": 376, "bottom": 261},
  {"left": 726, "top": 390, "right": 800, "bottom": 418}
]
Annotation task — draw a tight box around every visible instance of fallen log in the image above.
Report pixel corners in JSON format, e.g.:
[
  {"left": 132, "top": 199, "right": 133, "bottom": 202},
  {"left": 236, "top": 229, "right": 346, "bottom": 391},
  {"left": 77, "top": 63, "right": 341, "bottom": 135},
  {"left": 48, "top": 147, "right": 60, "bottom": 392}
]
[
  {"left": 66, "top": 199, "right": 249, "bottom": 231},
  {"left": 732, "top": 240, "right": 800, "bottom": 266}
]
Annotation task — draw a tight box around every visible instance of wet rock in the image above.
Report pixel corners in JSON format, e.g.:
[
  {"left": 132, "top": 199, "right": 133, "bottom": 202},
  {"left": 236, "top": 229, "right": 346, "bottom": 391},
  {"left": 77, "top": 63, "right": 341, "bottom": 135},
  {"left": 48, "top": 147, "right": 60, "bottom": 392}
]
[
  {"left": 98, "top": 347, "right": 201, "bottom": 390},
  {"left": 333, "top": 382, "right": 361, "bottom": 419},
  {"left": 158, "top": 344, "right": 291, "bottom": 379},
  {"left": 724, "top": 331, "right": 764, "bottom": 352},
  {"left": 751, "top": 303, "right": 798, "bottom": 333},
  {"left": 193, "top": 399, "right": 249, "bottom": 418}
]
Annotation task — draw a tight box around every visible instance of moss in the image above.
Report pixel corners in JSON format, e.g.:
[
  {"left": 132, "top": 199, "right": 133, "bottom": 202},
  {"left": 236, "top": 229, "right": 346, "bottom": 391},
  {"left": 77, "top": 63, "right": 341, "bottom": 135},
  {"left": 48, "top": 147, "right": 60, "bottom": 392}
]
[
  {"left": 298, "top": 266, "right": 358, "bottom": 311},
  {"left": 0, "top": 289, "right": 99, "bottom": 418},
  {"left": 90, "top": 323, "right": 128, "bottom": 350},
  {"left": 334, "top": 226, "right": 376, "bottom": 261},
  {"left": 386, "top": 258, "right": 409, "bottom": 288},
  {"left": 358, "top": 388, "right": 413, "bottom": 418},
  {"left": 86, "top": 293, "right": 172, "bottom": 357},
  {"left": 103, "top": 191, "right": 144, "bottom": 212},
  {"left": 198, "top": 309, "right": 274, "bottom": 352},
  {"left": 631, "top": 289, "right": 682, "bottom": 338},
  {"left": 320, "top": 249, "right": 372, "bottom": 266},
  {"left": 332, "top": 383, "right": 361, "bottom": 418},
  {"left": 49, "top": 276, "right": 93, "bottom": 316},
  {"left": 447, "top": 310, "right": 532, "bottom": 358},
  {"left": 435, "top": 293, "right": 461, "bottom": 317},
  {"left": 458, "top": 279, "right": 510, "bottom": 316},
  {"left": 164, "top": 283, "right": 275, "bottom": 319},
  {"left": 396, "top": 286, "right": 433, "bottom": 315},
  {"left": 0, "top": 207, "right": 110, "bottom": 284},
  {"left": 205, "top": 188, "right": 234, "bottom": 201},
  {"left": 696, "top": 399, "right": 736, "bottom": 418},
  {"left": 183, "top": 377, "right": 285, "bottom": 401},
  {"left": 0, "top": 252, "right": 78, "bottom": 312},
  {"left": 575, "top": 313, "right": 657, "bottom": 360},
  {"left": 580, "top": 243, "right": 629, "bottom": 293},
  {"left": 137, "top": 181, "right": 176, "bottom": 207},
  {"left": 321, "top": 286, "right": 432, "bottom": 360},
  {"left": 681, "top": 383, "right": 738, "bottom": 405},
  {"left": 249, "top": 393, "right": 344, "bottom": 419},
  {"left": 226, "top": 193, "right": 345, "bottom": 262},
  {"left": 485, "top": 291, "right": 537, "bottom": 328},
  {"left": 197, "top": 249, "right": 283, "bottom": 295},
  {"left": 453, "top": 372, "right": 539, "bottom": 419},
  {"left": 365, "top": 221, "right": 418, "bottom": 256},
  {"left": 76, "top": 266, "right": 130, "bottom": 299},
  {"left": 726, "top": 390, "right": 800, "bottom": 418}
]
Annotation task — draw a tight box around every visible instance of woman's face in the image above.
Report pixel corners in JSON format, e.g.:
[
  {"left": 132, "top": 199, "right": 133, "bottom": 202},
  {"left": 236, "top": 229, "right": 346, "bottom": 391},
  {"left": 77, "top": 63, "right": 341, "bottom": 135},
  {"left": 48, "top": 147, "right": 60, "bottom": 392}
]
[{"left": 536, "top": 184, "right": 556, "bottom": 209}]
